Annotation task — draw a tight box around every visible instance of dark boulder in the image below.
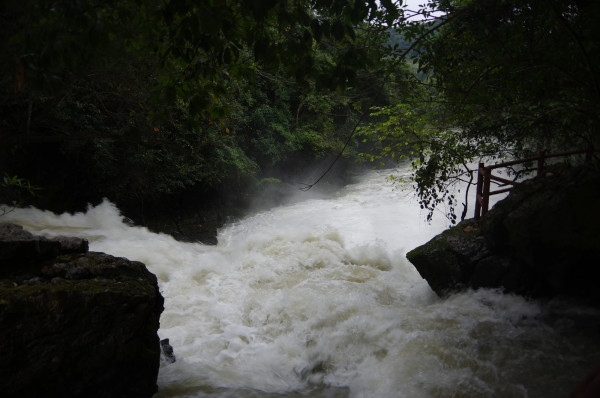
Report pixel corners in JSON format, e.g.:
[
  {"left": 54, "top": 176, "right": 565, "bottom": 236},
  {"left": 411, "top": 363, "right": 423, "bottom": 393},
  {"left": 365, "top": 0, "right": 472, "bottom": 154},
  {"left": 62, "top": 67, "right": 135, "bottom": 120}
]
[
  {"left": 0, "top": 223, "right": 164, "bottom": 397},
  {"left": 405, "top": 219, "right": 488, "bottom": 295},
  {"left": 0, "top": 223, "right": 60, "bottom": 270},
  {"left": 160, "top": 338, "right": 177, "bottom": 364},
  {"left": 407, "top": 164, "right": 600, "bottom": 302}
]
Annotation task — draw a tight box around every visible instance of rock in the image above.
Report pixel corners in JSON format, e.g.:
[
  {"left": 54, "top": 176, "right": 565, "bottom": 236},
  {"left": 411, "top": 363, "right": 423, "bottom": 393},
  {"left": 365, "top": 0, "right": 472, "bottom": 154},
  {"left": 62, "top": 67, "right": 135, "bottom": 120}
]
[
  {"left": 406, "top": 219, "right": 514, "bottom": 296},
  {"left": 407, "top": 164, "right": 600, "bottom": 302},
  {"left": 0, "top": 223, "right": 164, "bottom": 397},
  {"left": 160, "top": 338, "right": 176, "bottom": 364},
  {"left": 53, "top": 236, "right": 89, "bottom": 253},
  {"left": 0, "top": 223, "right": 88, "bottom": 271},
  {"left": 0, "top": 222, "right": 33, "bottom": 240},
  {"left": 0, "top": 223, "right": 61, "bottom": 269}
]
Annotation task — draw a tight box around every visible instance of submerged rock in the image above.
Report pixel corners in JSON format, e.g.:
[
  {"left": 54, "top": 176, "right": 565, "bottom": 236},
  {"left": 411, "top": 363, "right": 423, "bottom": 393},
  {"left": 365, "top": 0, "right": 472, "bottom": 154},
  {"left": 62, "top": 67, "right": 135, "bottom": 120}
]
[
  {"left": 160, "top": 338, "right": 176, "bottom": 364},
  {"left": 407, "top": 164, "right": 600, "bottom": 302},
  {"left": 0, "top": 223, "right": 164, "bottom": 397}
]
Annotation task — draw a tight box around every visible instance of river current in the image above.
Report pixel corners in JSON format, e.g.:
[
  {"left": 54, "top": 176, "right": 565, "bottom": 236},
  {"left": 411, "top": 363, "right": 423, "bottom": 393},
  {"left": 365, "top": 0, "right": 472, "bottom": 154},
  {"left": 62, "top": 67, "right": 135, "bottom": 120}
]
[{"left": 3, "top": 166, "right": 600, "bottom": 397}]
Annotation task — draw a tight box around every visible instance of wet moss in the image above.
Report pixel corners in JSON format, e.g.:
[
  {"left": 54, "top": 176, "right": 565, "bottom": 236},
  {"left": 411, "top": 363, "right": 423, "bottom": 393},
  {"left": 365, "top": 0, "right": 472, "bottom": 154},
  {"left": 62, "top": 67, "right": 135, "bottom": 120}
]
[{"left": 0, "top": 227, "right": 164, "bottom": 398}]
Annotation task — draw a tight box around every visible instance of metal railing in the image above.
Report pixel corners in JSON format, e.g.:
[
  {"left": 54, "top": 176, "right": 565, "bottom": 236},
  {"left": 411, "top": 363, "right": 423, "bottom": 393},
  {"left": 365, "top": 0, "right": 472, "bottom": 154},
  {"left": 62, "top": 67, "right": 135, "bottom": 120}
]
[{"left": 474, "top": 146, "right": 598, "bottom": 219}]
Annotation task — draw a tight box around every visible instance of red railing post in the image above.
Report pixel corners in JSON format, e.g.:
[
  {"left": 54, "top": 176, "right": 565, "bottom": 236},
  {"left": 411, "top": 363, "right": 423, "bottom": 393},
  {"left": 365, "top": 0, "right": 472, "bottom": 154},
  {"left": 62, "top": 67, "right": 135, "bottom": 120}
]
[
  {"left": 586, "top": 144, "right": 593, "bottom": 163},
  {"left": 474, "top": 162, "right": 484, "bottom": 220},
  {"left": 481, "top": 167, "right": 491, "bottom": 217},
  {"left": 537, "top": 151, "right": 545, "bottom": 175},
  {"left": 471, "top": 146, "right": 596, "bottom": 220}
]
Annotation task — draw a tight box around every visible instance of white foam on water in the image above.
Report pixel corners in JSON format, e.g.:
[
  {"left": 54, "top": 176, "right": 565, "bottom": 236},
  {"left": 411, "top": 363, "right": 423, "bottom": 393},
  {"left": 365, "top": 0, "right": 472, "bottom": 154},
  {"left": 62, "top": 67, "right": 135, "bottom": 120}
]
[{"left": 3, "top": 166, "right": 599, "bottom": 398}]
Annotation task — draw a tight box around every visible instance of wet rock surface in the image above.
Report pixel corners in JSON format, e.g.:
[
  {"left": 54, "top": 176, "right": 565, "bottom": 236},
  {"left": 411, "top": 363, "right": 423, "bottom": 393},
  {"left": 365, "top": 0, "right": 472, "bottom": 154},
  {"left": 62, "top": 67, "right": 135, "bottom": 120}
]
[
  {"left": 0, "top": 223, "right": 164, "bottom": 397},
  {"left": 407, "top": 164, "right": 600, "bottom": 302}
]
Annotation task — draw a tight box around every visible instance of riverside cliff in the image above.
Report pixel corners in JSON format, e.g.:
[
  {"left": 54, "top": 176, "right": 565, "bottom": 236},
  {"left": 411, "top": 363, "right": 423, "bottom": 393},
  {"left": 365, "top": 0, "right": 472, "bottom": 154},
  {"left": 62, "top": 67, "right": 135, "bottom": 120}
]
[
  {"left": 407, "top": 164, "right": 600, "bottom": 303},
  {"left": 0, "top": 223, "right": 164, "bottom": 397}
]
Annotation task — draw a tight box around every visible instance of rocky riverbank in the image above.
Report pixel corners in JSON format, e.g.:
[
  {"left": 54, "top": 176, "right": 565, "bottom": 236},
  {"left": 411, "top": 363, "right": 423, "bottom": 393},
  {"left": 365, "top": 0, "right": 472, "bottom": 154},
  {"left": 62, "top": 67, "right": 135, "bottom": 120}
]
[
  {"left": 0, "top": 223, "right": 164, "bottom": 397},
  {"left": 407, "top": 164, "right": 600, "bottom": 304}
]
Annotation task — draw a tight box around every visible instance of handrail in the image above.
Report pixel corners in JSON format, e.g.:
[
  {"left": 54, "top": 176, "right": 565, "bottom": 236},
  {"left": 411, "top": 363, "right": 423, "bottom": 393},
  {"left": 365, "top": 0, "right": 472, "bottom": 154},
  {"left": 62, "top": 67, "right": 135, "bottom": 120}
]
[{"left": 474, "top": 146, "right": 598, "bottom": 219}]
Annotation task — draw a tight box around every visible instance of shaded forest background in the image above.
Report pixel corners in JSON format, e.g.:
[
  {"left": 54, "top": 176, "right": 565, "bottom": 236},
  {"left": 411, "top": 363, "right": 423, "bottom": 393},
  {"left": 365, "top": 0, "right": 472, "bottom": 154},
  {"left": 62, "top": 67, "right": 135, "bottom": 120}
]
[
  {"left": 2, "top": 0, "right": 599, "bottom": 237},
  {"left": 0, "top": 1, "right": 419, "bottom": 232}
]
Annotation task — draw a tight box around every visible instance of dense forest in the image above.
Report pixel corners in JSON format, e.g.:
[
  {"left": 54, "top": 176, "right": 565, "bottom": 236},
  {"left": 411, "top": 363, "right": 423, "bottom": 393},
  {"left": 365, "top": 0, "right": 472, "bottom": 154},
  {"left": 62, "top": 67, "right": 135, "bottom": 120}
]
[{"left": 1, "top": 0, "right": 599, "bottom": 232}]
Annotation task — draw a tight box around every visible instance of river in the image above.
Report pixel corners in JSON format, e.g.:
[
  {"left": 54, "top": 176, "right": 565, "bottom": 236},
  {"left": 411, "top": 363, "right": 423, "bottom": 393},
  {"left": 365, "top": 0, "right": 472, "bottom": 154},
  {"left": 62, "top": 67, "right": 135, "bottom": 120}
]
[{"left": 3, "top": 165, "right": 600, "bottom": 397}]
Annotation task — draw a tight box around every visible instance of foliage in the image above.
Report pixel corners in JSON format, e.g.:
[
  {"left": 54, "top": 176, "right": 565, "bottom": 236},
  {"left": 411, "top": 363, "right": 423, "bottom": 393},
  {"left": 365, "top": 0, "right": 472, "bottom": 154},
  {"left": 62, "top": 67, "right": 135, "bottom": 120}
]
[
  {"left": 145, "top": 0, "right": 404, "bottom": 117},
  {"left": 361, "top": 0, "right": 600, "bottom": 223},
  {"left": 0, "top": 175, "right": 42, "bottom": 215},
  {"left": 358, "top": 100, "right": 479, "bottom": 223},
  {"left": 418, "top": 0, "right": 600, "bottom": 149},
  {"left": 0, "top": 0, "right": 405, "bottom": 212},
  {"left": 14, "top": 0, "right": 593, "bottom": 226}
]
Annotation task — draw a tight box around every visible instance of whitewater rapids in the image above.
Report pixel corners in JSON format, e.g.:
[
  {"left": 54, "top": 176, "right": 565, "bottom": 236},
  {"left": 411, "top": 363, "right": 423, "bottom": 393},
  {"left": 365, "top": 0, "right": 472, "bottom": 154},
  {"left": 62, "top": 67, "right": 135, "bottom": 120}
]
[{"left": 3, "top": 167, "right": 599, "bottom": 398}]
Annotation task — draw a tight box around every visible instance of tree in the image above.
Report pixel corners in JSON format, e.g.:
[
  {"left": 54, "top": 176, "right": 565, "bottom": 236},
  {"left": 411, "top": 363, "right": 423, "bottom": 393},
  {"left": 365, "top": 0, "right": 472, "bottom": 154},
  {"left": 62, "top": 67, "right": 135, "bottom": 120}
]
[
  {"left": 361, "top": 0, "right": 600, "bottom": 223},
  {"left": 0, "top": 0, "right": 403, "bottom": 212},
  {"left": 419, "top": 0, "right": 600, "bottom": 149}
]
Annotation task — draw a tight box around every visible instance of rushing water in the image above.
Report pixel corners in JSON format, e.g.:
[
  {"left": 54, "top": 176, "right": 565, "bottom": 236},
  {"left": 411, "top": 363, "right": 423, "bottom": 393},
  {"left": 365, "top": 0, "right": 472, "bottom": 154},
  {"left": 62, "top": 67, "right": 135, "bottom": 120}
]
[{"left": 3, "top": 166, "right": 600, "bottom": 398}]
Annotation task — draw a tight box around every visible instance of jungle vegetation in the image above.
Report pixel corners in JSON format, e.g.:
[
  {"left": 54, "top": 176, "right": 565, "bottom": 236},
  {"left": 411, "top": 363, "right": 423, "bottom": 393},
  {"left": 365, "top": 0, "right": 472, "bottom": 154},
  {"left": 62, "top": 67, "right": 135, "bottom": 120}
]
[
  {"left": 1, "top": 0, "right": 598, "bottom": 223},
  {"left": 360, "top": 0, "right": 600, "bottom": 222}
]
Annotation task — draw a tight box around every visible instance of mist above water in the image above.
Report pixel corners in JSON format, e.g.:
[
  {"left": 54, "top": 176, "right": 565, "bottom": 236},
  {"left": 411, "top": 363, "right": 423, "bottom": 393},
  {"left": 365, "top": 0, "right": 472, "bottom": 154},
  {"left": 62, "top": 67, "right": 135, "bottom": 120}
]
[{"left": 3, "top": 165, "right": 599, "bottom": 398}]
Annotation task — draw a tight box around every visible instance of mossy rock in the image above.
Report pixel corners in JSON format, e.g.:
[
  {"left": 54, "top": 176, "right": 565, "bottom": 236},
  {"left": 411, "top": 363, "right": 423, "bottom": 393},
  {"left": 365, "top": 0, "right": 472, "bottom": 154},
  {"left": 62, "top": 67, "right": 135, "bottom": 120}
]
[
  {"left": 407, "top": 164, "right": 600, "bottom": 302},
  {"left": 407, "top": 219, "right": 488, "bottom": 296},
  {"left": 0, "top": 225, "right": 164, "bottom": 398}
]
